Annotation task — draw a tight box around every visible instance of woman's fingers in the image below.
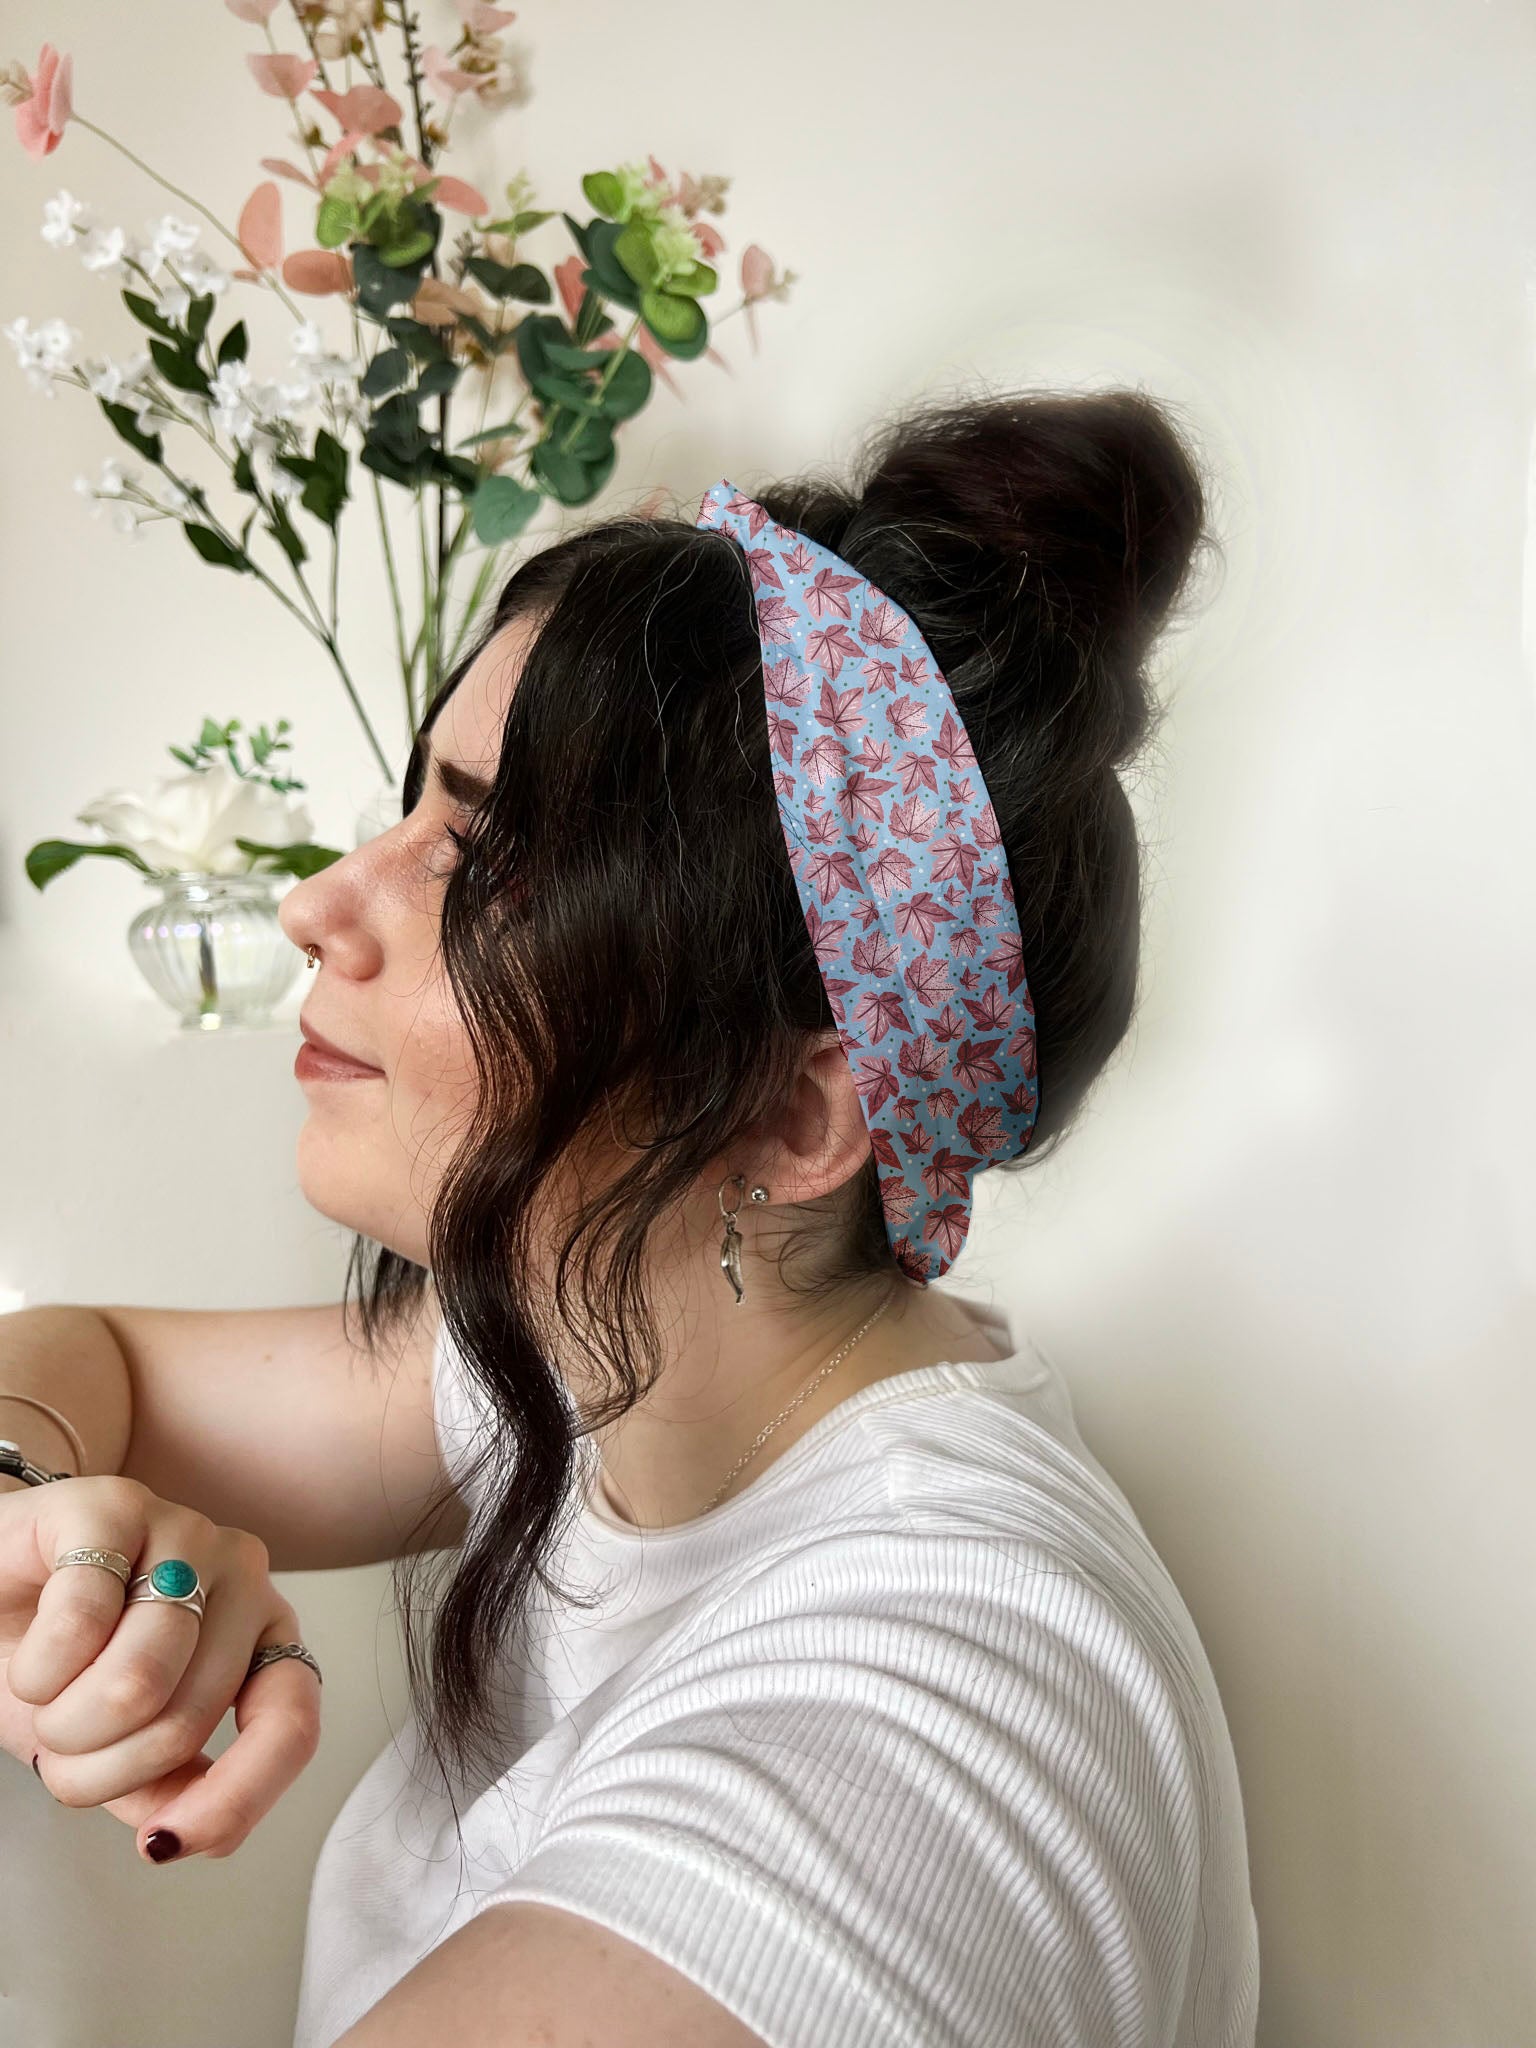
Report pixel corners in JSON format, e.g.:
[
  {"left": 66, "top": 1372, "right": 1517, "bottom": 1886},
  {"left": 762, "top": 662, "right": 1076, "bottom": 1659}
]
[
  {"left": 31, "top": 1554, "right": 272, "bottom": 1806},
  {"left": 22, "top": 1510, "right": 231, "bottom": 1760},
  {"left": 132, "top": 1602, "right": 322, "bottom": 1863},
  {"left": 5, "top": 1477, "right": 158, "bottom": 1715}
]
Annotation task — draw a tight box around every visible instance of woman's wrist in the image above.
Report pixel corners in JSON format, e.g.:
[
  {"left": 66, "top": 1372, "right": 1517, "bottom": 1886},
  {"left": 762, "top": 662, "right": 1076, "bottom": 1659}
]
[{"left": 0, "top": 1394, "right": 82, "bottom": 1479}]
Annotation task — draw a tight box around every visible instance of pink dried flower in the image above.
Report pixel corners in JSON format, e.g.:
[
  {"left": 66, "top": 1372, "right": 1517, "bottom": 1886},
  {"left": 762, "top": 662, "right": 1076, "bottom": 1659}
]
[
  {"left": 246, "top": 51, "right": 318, "bottom": 101},
  {"left": 454, "top": 1, "right": 517, "bottom": 29},
  {"left": 14, "top": 43, "right": 73, "bottom": 159}
]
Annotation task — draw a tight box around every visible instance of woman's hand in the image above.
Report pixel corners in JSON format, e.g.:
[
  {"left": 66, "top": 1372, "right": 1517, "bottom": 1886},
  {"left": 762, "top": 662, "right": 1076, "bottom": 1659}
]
[{"left": 0, "top": 1474, "right": 321, "bottom": 1862}]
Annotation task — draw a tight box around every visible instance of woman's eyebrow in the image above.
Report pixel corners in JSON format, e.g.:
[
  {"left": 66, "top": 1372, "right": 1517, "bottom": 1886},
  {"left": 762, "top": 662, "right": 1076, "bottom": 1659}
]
[{"left": 410, "top": 726, "right": 495, "bottom": 808}]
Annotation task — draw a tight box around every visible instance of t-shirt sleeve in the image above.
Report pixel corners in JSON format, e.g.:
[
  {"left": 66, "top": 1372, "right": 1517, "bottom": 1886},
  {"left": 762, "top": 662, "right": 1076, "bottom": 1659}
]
[{"left": 471, "top": 1525, "right": 1215, "bottom": 2048}]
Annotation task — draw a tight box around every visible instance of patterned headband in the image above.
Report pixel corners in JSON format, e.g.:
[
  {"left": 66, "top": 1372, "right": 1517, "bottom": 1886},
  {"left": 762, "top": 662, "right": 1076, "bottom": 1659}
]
[{"left": 695, "top": 477, "right": 1040, "bottom": 1286}]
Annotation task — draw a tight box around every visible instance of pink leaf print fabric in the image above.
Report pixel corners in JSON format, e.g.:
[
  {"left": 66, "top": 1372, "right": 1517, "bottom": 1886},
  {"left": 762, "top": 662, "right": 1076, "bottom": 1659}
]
[{"left": 695, "top": 478, "right": 1040, "bottom": 1285}]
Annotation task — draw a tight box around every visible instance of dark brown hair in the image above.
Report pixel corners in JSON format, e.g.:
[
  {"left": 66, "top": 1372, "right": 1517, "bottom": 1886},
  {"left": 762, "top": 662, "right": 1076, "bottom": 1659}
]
[{"left": 342, "top": 385, "right": 1218, "bottom": 1813}]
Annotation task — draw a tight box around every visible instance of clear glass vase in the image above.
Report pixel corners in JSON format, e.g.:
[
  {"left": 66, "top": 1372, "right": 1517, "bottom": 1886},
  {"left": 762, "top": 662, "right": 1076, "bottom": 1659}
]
[{"left": 128, "top": 870, "right": 301, "bottom": 1030}]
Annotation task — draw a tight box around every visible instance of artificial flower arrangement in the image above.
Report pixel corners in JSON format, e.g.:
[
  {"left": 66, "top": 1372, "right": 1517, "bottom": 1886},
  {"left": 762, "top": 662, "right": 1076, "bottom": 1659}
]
[{"left": 7, "top": 2, "right": 795, "bottom": 905}]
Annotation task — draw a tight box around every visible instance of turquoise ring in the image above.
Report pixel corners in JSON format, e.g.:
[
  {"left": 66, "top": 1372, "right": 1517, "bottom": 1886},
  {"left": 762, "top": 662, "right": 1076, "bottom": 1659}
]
[{"left": 124, "top": 1558, "right": 206, "bottom": 1622}]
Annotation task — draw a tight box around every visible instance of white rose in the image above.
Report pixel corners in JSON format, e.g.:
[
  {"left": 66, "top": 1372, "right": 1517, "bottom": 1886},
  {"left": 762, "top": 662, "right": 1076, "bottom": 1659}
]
[{"left": 74, "top": 756, "right": 316, "bottom": 876}]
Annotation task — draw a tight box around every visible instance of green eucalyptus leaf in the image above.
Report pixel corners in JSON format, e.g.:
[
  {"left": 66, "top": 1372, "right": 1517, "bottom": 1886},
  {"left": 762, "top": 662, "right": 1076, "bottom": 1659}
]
[
  {"left": 455, "top": 417, "right": 528, "bottom": 451},
  {"left": 664, "top": 258, "right": 718, "bottom": 298},
  {"left": 465, "top": 256, "right": 551, "bottom": 303},
  {"left": 613, "top": 222, "right": 662, "bottom": 290},
  {"left": 316, "top": 194, "right": 358, "bottom": 248},
  {"left": 384, "top": 315, "right": 450, "bottom": 362},
  {"left": 429, "top": 450, "right": 482, "bottom": 495},
  {"left": 593, "top": 346, "right": 650, "bottom": 421},
  {"left": 353, "top": 243, "right": 429, "bottom": 319},
  {"left": 583, "top": 221, "right": 640, "bottom": 303},
  {"left": 361, "top": 346, "right": 411, "bottom": 398},
  {"left": 580, "top": 171, "right": 625, "bottom": 219},
  {"left": 414, "top": 358, "right": 462, "bottom": 401},
  {"left": 470, "top": 472, "right": 541, "bottom": 544},
  {"left": 639, "top": 287, "right": 706, "bottom": 351},
  {"left": 377, "top": 224, "right": 435, "bottom": 268},
  {"left": 542, "top": 338, "right": 613, "bottom": 371}
]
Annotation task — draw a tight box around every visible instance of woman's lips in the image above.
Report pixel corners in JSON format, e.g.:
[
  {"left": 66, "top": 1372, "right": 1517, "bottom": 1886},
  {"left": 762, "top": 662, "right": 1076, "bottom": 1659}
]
[{"left": 294, "top": 1041, "right": 383, "bottom": 1082}]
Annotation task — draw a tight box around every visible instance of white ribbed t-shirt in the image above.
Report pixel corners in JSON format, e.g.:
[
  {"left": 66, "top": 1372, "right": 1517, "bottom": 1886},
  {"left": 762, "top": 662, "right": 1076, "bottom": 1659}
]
[{"left": 293, "top": 1298, "right": 1260, "bottom": 2048}]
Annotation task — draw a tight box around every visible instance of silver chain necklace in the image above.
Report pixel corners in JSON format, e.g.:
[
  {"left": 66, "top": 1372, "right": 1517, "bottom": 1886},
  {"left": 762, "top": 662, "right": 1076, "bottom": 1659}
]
[{"left": 699, "top": 1285, "right": 899, "bottom": 1514}]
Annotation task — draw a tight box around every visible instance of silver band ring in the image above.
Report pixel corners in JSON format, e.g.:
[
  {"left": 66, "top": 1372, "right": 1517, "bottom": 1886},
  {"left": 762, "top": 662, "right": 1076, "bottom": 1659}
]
[
  {"left": 247, "top": 1641, "right": 323, "bottom": 1686},
  {"left": 123, "top": 1559, "right": 206, "bottom": 1622},
  {"left": 51, "top": 1546, "right": 132, "bottom": 1587}
]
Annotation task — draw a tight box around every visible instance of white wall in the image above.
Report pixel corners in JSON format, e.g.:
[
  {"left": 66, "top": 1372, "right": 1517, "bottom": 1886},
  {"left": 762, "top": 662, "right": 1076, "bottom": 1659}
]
[{"left": 4, "top": 2, "right": 1534, "bottom": 2042}]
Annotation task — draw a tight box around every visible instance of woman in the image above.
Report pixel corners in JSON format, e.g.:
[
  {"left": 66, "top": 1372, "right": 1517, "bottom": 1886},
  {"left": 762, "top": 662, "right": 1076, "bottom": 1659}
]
[{"left": 11, "top": 388, "right": 1262, "bottom": 2045}]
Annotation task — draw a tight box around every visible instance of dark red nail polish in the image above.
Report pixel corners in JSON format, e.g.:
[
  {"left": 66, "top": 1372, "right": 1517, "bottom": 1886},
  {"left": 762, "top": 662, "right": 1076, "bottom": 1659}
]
[{"left": 144, "top": 1828, "right": 182, "bottom": 1863}]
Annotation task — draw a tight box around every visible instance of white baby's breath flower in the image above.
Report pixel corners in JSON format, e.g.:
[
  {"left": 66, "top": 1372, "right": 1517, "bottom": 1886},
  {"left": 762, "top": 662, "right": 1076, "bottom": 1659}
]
[
  {"left": 208, "top": 358, "right": 257, "bottom": 443},
  {"left": 177, "top": 249, "right": 231, "bottom": 298},
  {"left": 108, "top": 501, "right": 144, "bottom": 539},
  {"left": 150, "top": 473, "right": 191, "bottom": 514},
  {"left": 155, "top": 277, "right": 192, "bottom": 323},
  {"left": 75, "top": 756, "right": 316, "bottom": 878},
  {"left": 289, "top": 320, "right": 326, "bottom": 358},
  {"left": 83, "top": 350, "right": 152, "bottom": 405},
  {"left": 6, "top": 315, "right": 79, "bottom": 391},
  {"left": 41, "top": 190, "right": 92, "bottom": 248},
  {"left": 80, "top": 224, "right": 128, "bottom": 275},
  {"left": 96, "top": 457, "right": 135, "bottom": 497},
  {"left": 149, "top": 214, "right": 199, "bottom": 264}
]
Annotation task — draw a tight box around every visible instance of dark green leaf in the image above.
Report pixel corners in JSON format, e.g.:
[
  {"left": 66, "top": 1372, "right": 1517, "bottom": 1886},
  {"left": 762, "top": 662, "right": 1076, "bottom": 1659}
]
[
  {"left": 25, "top": 838, "right": 160, "bottom": 891},
  {"left": 99, "top": 399, "right": 162, "bottom": 463},
  {"left": 455, "top": 417, "right": 527, "bottom": 451},
  {"left": 593, "top": 345, "right": 650, "bottom": 421},
  {"left": 360, "top": 441, "right": 429, "bottom": 488},
  {"left": 384, "top": 315, "right": 450, "bottom": 362},
  {"left": 121, "top": 290, "right": 180, "bottom": 341},
  {"left": 149, "top": 338, "right": 211, "bottom": 396},
  {"left": 233, "top": 836, "right": 345, "bottom": 878},
  {"left": 217, "top": 321, "right": 249, "bottom": 367},
  {"left": 353, "top": 243, "right": 431, "bottom": 319},
  {"left": 184, "top": 523, "right": 252, "bottom": 572},
  {"left": 465, "top": 255, "right": 551, "bottom": 303},
  {"left": 430, "top": 450, "right": 482, "bottom": 495},
  {"left": 185, "top": 293, "right": 215, "bottom": 345},
  {"left": 361, "top": 346, "right": 411, "bottom": 398},
  {"left": 414, "top": 358, "right": 462, "bottom": 401},
  {"left": 233, "top": 446, "right": 257, "bottom": 493},
  {"left": 302, "top": 429, "right": 350, "bottom": 525},
  {"left": 265, "top": 500, "right": 307, "bottom": 566}
]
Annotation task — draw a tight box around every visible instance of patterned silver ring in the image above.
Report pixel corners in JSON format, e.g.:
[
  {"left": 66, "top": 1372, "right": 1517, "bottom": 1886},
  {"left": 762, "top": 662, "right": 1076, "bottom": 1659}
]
[
  {"left": 51, "top": 1547, "right": 132, "bottom": 1588},
  {"left": 246, "top": 1641, "right": 323, "bottom": 1687}
]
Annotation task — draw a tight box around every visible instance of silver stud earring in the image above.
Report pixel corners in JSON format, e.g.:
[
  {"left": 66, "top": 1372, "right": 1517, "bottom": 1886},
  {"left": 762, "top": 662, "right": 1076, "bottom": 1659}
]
[{"left": 718, "top": 1173, "right": 771, "bottom": 1305}]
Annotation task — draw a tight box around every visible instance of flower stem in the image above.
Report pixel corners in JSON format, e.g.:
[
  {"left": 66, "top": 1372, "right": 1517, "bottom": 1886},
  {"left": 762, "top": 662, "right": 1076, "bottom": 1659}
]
[{"left": 70, "top": 113, "right": 308, "bottom": 325}]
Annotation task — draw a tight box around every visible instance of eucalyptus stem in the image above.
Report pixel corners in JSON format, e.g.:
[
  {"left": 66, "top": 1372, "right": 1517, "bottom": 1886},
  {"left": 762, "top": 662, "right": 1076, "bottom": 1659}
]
[
  {"left": 70, "top": 114, "right": 307, "bottom": 326},
  {"left": 372, "top": 473, "right": 415, "bottom": 718}
]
